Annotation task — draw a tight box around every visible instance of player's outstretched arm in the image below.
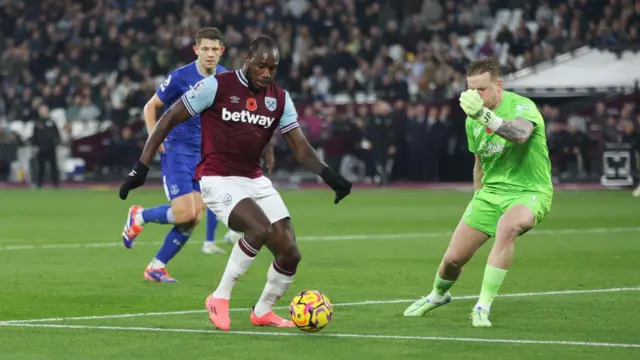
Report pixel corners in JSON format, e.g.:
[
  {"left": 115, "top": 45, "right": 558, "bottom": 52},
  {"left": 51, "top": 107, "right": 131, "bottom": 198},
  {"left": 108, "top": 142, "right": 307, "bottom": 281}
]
[
  {"left": 139, "top": 101, "right": 191, "bottom": 165},
  {"left": 118, "top": 100, "right": 191, "bottom": 200},
  {"left": 282, "top": 128, "right": 326, "bottom": 174},
  {"left": 283, "top": 128, "right": 352, "bottom": 204},
  {"left": 119, "top": 77, "right": 218, "bottom": 200}
]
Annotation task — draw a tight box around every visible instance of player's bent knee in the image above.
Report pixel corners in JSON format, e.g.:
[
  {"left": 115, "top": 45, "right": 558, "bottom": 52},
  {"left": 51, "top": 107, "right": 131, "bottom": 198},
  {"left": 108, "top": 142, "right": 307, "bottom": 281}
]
[
  {"left": 171, "top": 195, "right": 199, "bottom": 225},
  {"left": 497, "top": 205, "right": 535, "bottom": 240},
  {"left": 495, "top": 220, "right": 525, "bottom": 241},
  {"left": 442, "top": 242, "right": 477, "bottom": 270},
  {"left": 276, "top": 244, "right": 301, "bottom": 271},
  {"left": 442, "top": 254, "right": 465, "bottom": 270},
  {"left": 172, "top": 206, "right": 198, "bottom": 225}
]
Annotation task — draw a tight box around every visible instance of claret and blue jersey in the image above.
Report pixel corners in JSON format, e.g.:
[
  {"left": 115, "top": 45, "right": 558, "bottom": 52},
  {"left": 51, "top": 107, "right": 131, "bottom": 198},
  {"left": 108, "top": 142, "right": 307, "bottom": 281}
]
[{"left": 180, "top": 70, "right": 299, "bottom": 179}]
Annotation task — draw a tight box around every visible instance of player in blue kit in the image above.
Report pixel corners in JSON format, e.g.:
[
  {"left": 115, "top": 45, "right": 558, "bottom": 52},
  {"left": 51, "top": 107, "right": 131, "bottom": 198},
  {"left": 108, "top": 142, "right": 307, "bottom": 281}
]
[{"left": 121, "top": 28, "right": 242, "bottom": 282}]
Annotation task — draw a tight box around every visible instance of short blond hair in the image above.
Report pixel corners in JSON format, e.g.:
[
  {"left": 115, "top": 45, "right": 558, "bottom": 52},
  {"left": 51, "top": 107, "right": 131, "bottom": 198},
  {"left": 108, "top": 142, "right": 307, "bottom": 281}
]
[{"left": 466, "top": 56, "right": 502, "bottom": 79}]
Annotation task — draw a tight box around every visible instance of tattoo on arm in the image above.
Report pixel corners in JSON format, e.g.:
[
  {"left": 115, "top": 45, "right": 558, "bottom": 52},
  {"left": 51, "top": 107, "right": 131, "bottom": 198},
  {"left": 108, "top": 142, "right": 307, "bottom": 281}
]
[{"left": 495, "top": 118, "right": 534, "bottom": 144}]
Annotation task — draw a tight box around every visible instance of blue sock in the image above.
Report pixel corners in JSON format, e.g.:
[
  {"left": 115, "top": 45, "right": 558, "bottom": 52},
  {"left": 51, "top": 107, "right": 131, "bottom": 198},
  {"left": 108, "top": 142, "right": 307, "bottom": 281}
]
[
  {"left": 142, "top": 205, "right": 173, "bottom": 224},
  {"left": 205, "top": 208, "right": 218, "bottom": 243},
  {"left": 154, "top": 226, "right": 191, "bottom": 265}
]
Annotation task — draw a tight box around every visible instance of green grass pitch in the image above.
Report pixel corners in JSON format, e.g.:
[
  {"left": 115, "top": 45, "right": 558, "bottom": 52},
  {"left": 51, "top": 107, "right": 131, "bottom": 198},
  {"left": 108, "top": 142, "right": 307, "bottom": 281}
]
[{"left": 0, "top": 188, "right": 639, "bottom": 359}]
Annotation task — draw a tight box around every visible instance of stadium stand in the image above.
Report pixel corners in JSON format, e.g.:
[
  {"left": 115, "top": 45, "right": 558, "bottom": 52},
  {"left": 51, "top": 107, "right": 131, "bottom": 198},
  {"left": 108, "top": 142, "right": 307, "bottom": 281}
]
[{"left": 0, "top": 0, "right": 639, "bottom": 186}]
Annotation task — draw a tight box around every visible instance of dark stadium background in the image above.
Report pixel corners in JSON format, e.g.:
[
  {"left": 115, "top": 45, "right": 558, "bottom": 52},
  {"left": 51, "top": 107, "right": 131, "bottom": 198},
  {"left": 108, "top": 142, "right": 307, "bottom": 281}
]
[{"left": 0, "top": 0, "right": 638, "bottom": 187}]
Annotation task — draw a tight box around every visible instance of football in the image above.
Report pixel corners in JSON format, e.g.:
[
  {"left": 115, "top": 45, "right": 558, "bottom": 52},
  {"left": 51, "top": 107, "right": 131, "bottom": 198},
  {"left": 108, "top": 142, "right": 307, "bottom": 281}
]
[{"left": 289, "top": 290, "right": 333, "bottom": 332}]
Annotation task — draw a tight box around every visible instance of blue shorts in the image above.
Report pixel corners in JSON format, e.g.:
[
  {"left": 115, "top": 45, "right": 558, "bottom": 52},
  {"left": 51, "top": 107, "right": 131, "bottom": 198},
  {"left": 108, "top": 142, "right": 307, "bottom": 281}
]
[{"left": 161, "top": 152, "right": 200, "bottom": 201}]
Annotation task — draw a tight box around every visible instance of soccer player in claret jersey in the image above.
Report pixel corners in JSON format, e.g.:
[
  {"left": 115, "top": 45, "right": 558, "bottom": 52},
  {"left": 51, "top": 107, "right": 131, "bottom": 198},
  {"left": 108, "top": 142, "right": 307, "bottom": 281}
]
[
  {"left": 119, "top": 35, "right": 352, "bottom": 330},
  {"left": 120, "top": 28, "right": 245, "bottom": 283},
  {"left": 403, "top": 56, "right": 553, "bottom": 327}
]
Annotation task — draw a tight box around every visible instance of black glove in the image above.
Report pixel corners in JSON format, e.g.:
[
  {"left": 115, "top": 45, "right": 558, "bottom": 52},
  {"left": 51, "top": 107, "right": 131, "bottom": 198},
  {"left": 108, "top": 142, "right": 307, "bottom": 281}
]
[
  {"left": 119, "top": 161, "right": 149, "bottom": 200},
  {"left": 320, "top": 166, "right": 352, "bottom": 204}
]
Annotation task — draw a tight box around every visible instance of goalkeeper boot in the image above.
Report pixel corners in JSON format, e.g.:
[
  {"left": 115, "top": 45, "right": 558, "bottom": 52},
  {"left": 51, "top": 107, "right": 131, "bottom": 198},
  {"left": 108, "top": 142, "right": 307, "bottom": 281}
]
[
  {"left": 403, "top": 292, "right": 452, "bottom": 317},
  {"left": 122, "top": 205, "right": 144, "bottom": 248},
  {"left": 470, "top": 305, "right": 492, "bottom": 327}
]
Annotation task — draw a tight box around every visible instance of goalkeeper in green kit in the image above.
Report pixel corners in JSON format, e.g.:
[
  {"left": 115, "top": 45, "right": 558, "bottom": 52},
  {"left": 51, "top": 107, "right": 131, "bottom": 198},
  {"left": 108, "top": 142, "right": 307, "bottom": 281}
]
[{"left": 403, "top": 57, "right": 553, "bottom": 327}]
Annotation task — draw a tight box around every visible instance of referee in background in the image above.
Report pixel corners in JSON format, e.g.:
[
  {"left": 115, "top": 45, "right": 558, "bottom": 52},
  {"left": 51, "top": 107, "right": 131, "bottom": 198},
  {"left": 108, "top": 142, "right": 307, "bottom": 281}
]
[{"left": 30, "top": 104, "right": 61, "bottom": 188}]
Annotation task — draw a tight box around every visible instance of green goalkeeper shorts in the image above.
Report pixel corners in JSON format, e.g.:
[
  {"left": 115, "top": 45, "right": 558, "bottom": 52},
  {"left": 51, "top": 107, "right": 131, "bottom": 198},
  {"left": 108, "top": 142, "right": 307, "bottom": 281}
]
[{"left": 461, "top": 189, "right": 552, "bottom": 237}]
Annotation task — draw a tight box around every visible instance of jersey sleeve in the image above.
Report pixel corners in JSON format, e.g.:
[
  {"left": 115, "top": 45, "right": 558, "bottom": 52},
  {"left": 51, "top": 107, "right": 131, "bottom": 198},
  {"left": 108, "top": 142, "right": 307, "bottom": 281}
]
[
  {"left": 279, "top": 91, "right": 300, "bottom": 134},
  {"left": 466, "top": 118, "right": 477, "bottom": 153},
  {"left": 180, "top": 76, "right": 218, "bottom": 116},
  {"left": 513, "top": 99, "right": 543, "bottom": 127},
  {"left": 156, "top": 72, "right": 181, "bottom": 104}
]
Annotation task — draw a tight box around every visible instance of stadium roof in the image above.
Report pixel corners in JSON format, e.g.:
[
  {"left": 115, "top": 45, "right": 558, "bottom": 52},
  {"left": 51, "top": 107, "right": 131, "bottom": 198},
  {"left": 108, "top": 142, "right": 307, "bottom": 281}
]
[{"left": 503, "top": 47, "right": 640, "bottom": 97}]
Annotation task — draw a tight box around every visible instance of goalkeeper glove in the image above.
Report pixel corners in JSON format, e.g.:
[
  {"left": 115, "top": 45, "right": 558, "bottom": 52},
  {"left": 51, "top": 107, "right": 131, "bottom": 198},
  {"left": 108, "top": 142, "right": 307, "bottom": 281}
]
[{"left": 459, "top": 89, "right": 503, "bottom": 131}]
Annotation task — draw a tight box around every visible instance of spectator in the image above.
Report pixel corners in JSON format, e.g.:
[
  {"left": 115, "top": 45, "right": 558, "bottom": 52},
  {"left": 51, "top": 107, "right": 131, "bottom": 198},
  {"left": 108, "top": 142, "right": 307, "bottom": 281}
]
[
  {"left": 548, "top": 121, "right": 568, "bottom": 177},
  {"left": 30, "top": 105, "right": 60, "bottom": 188},
  {"left": 362, "top": 100, "right": 396, "bottom": 185},
  {"left": 564, "top": 124, "right": 590, "bottom": 177},
  {"left": 2, "top": 0, "right": 638, "bottom": 185}
]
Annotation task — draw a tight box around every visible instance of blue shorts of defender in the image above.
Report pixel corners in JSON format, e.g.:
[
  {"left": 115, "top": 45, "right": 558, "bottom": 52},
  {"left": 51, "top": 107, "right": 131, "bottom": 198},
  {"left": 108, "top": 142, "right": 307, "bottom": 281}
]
[{"left": 161, "top": 151, "right": 201, "bottom": 201}]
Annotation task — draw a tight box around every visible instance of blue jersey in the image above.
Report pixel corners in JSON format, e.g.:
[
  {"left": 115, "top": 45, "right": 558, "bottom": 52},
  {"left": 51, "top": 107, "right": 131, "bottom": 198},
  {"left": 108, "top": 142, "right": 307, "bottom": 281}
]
[{"left": 156, "top": 61, "right": 227, "bottom": 154}]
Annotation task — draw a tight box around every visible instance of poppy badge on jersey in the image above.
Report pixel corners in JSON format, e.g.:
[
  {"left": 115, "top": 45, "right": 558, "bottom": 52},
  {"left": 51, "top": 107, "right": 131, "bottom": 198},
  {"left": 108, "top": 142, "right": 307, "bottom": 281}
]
[{"left": 247, "top": 98, "right": 257, "bottom": 111}]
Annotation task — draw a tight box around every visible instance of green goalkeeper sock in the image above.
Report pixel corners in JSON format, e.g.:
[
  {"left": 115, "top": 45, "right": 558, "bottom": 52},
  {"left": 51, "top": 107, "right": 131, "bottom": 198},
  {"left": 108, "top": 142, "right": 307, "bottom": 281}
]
[
  {"left": 478, "top": 265, "right": 508, "bottom": 308},
  {"left": 432, "top": 275, "right": 455, "bottom": 296}
]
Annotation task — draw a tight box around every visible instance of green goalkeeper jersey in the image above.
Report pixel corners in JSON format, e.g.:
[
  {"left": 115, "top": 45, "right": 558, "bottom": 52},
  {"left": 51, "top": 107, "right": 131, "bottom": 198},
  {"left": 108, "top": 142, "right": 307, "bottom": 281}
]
[{"left": 465, "top": 91, "right": 553, "bottom": 196}]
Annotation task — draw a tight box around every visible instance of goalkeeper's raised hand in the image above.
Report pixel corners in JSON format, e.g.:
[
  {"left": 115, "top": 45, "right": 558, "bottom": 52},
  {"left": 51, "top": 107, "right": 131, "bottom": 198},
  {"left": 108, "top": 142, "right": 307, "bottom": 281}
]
[{"left": 459, "top": 89, "right": 503, "bottom": 131}]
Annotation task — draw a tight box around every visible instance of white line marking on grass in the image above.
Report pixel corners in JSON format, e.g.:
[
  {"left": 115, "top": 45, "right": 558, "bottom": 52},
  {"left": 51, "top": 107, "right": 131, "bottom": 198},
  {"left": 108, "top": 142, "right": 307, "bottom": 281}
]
[
  {"left": 1, "top": 323, "right": 639, "bottom": 349},
  {"left": 1, "top": 226, "right": 639, "bottom": 252},
  {"left": 4, "top": 287, "right": 639, "bottom": 324}
]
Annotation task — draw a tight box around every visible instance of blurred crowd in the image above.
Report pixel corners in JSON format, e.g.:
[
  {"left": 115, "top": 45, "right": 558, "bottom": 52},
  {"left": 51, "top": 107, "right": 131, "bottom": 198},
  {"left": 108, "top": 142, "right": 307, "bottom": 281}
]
[
  {"left": 4, "top": 0, "right": 640, "bottom": 124},
  {"left": 547, "top": 99, "right": 640, "bottom": 179},
  {"left": 1, "top": 0, "right": 640, "bottom": 183}
]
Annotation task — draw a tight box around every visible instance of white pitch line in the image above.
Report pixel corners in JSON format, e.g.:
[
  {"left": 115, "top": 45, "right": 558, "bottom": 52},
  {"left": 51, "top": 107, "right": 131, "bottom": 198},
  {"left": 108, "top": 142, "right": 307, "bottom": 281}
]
[
  {"left": 4, "top": 286, "right": 639, "bottom": 324},
  {"left": 1, "top": 323, "right": 639, "bottom": 349},
  {"left": 1, "top": 226, "right": 639, "bottom": 252}
]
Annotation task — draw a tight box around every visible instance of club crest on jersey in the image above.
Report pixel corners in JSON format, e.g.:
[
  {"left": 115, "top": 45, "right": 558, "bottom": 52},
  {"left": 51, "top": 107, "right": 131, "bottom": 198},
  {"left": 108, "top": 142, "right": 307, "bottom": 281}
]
[
  {"left": 265, "top": 97, "right": 277, "bottom": 112},
  {"left": 188, "top": 81, "right": 204, "bottom": 99}
]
